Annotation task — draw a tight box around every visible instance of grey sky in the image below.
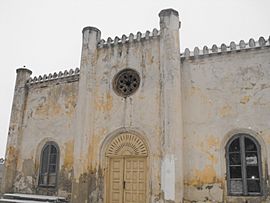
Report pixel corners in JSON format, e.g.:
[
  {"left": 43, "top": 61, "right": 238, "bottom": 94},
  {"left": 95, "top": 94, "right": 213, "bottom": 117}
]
[{"left": 0, "top": 0, "right": 270, "bottom": 157}]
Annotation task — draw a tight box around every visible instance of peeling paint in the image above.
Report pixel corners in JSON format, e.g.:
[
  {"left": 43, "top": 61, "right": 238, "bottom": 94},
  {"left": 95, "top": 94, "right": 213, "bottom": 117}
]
[
  {"left": 22, "top": 159, "right": 35, "bottom": 177},
  {"left": 240, "top": 95, "right": 250, "bottom": 104},
  {"left": 71, "top": 168, "right": 104, "bottom": 203},
  {"left": 219, "top": 104, "right": 232, "bottom": 117},
  {"left": 187, "top": 164, "right": 221, "bottom": 187},
  {"left": 14, "top": 172, "right": 35, "bottom": 194},
  {"left": 32, "top": 83, "right": 78, "bottom": 119},
  {"left": 63, "top": 140, "right": 74, "bottom": 170},
  {"left": 161, "top": 154, "right": 175, "bottom": 201},
  {"left": 5, "top": 146, "right": 17, "bottom": 167}
]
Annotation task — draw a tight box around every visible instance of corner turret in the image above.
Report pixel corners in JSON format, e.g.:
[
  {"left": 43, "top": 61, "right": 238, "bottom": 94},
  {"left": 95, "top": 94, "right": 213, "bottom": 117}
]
[
  {"left": 1, "top": 66, "right": 31, "bottom": 193},
  {"left": 159, "top": 8, "right": 184, "bottom": 203}
]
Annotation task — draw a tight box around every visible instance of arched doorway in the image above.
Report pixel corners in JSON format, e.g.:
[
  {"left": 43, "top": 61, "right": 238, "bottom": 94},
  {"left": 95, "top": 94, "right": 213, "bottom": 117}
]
[{"left": 105, "top": 133, "right": 148, "bottom": 203}]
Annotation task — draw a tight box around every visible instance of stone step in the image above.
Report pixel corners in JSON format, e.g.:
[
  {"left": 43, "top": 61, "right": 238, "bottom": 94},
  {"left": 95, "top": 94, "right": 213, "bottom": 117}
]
[
  {"left": 0, "top": 198, "right": 50, "bottom": 203},
  {"left": 0, "top": 193, "right": 67, "bottom": 203}
]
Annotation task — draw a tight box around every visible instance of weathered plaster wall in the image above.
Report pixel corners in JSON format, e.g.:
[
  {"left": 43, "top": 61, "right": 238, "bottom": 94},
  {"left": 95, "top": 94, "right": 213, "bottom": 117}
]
[
  {"left": 13, "top": 79, "right": 78, "bottom": 199},
  {"left": 71, "top": 34, "right": 163, "bottom": 203},
  {"left": 95, "top": 35, "right": 162, "bottom": 200},
  {"left": 3, "top": 8, "right": 269, "bottom": 203},
  {"left": 71, "top": 9, "right": 183, "bottom": 203},
  {"left": 182, "top": 47, "right": 270, "bottom": 203}
]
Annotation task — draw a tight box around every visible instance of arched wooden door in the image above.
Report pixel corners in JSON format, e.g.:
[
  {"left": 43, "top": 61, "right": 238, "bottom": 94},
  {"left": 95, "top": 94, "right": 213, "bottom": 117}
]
[{"left": 105, "top": 133, "right": 148, "bottom": 203}]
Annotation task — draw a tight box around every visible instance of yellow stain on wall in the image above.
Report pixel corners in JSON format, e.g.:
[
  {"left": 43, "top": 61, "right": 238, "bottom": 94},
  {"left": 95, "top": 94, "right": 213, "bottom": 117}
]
[
  {"left": 35, "top": 100, "right": 62, "bottom": 117},
  {"left": 186, "top": 164, "right": 221, "bottom": 187},
  {"left": 5, "top": 146, "right": 17, "bottom": 167},
  {"left": 88, "top": 128, "right": 108, "bottom": 170},
  {"left": 64, "top": 140, "right": 74, "bottom": 170},
  {"left": 260, "top": 129, "right": 270, "bottom": 144},
  {"left": 189, "top": 86, "right": 213, "bottom": 105},
  {"left": 207, "top": 154, "right": 218, "bottom": 165},
  {"left": 195, "top": 164, "right": 216, "bottom": 184},
  {"left": 51, "top": 102, "right": 62, "bottom": 115},
  {"left": 35, "top": 94, "right": 62, "bottom": 117},
  {"left": 139, "top": 96, "right": 145, "bottom": 100},
  {"left": 187, "top": 135, "right": 221, "bottom": 186},
  {"left": 35, "top": 103, "right": 48, "bottom": 117},
  {"left": 240, "top": 95, "right": 250, "bottom": 104},
  {"left": 190, "top": 86, "right": 201, "bottom": 96},
  {"left": 207, "top": 136, "right": 219, "bottom": 149},
  {"left": 146, "top": 51, "right": 154, "bottom": 65},
  {"left": 65, "top": 94, "right": 76, "bottom": 117},
  {"left": 199, "top": 135, "right": 219, "bottom": 163},
  {"left": 34, "top": 84, "right": 78, "bottom": 118},
  {"left": 219, "top": 104, "right": 232, "bottom": 117},
  {"left": 95, "top": 93, "right": 113, "bottom": 112}
]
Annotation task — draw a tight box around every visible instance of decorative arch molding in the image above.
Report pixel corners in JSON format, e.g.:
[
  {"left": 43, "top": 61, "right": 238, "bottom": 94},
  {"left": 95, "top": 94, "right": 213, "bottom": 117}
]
[
  {"left": 35, "top": 137, "right": 60, "bottom": 163},
  {"left": 105, "top": 133, "right": 148, "bottom": 157},
  {"left": 221, "top": 128, "right": 267, "bottom": 159},
  {"left": 99, "top": 127, "right": 150, "bottom": 168}
]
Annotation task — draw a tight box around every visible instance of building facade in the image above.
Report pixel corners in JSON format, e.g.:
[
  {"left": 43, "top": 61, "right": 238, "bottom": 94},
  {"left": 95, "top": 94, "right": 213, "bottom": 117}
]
[{"left": 1, "top": 8, "right": 270, "bottom": 203}]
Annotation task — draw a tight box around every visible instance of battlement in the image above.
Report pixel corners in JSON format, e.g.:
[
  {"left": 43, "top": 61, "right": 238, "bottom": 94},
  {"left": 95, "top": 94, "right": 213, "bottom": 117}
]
[
  {"left": 27, "top": 68, "right": 80, "bottom": 86},
  {"left": 97, "top": 28, "right": 160, "bottom": 48},
  {"left": 26, "top": 35, "right": 270, "bottom": 86},
  {"left": 26, "top": 29, "right": 160, "bottom": 86},
  {"left": 181, "top": 36, "right": 270, "bottom": 59}
]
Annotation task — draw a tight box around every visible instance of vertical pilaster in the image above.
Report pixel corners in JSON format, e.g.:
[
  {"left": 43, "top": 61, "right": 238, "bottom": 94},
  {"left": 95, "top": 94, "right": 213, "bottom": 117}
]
[
  {"left": 159, "top": 9, "right": 184, "bottom": 202},
  {"left": 71, "top": 26, "right": 101, "bottom": 203},
  {"left": 1, "top": 68, "right": 31, "bottom": 193}
]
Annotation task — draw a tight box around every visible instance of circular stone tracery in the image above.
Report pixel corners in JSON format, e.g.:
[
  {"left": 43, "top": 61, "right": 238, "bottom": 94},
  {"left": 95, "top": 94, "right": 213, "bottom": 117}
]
[{"left": 113, "top": 69, "right": 140, "bottom": 97}]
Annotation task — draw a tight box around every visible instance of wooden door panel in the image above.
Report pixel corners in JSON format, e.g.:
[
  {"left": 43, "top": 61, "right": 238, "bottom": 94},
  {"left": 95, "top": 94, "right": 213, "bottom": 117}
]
[
  {"left": 124, "top": 158, "right": 146, "bottom": 203},
  {"left": 109, "top": 158, "right": 124, "bottom": 203},
  {"left": 108, "top": 157, "right": 146, "bottom": 203}
]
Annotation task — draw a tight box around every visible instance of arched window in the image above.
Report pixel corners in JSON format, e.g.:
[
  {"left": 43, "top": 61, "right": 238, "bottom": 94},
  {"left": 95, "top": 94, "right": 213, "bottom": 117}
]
[
  {"left": 39, "top": 142, "right": 59, "bottom": 187},
  {"left": 226, "top": 134, "right": 262, "bottom": 196}
]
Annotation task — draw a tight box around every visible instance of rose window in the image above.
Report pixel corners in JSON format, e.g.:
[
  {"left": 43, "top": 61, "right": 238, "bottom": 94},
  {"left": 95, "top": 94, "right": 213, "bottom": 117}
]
[{"left": 113, "top": 69, "right": 140, "bottom": 97}]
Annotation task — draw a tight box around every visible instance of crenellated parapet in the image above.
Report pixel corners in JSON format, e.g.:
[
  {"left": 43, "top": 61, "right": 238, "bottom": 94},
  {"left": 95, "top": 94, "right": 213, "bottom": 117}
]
[
  {"left": 27, "top": 67, "right": 80, "bottom": 86},
  {"left": 181, "top": 36, "right": 270, "bottom": 59},
  {"left": 97, "top": 28, "right": 160, "bottom": 48}
]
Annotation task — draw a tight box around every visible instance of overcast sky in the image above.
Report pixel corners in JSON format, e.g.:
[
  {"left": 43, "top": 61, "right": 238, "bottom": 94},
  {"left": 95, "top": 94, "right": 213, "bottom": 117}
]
[{"left": 0, "top": 0, "right": 270, "bottom": 158}]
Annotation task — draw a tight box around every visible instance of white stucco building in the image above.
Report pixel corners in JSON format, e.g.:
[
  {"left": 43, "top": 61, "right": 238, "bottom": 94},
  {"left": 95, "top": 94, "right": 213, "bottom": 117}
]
[{"left": 1, "top": 8, "right": 270, "bottom": 203}]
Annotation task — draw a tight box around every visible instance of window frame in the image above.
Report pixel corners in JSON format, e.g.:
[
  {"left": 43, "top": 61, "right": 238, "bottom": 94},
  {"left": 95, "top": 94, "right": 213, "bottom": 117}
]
[
  {"left": 38, "top": 141, "right": 60, "bottom": 188},
  {"left": 226, "top": 133, "right": 263, "bottom": 196}
]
